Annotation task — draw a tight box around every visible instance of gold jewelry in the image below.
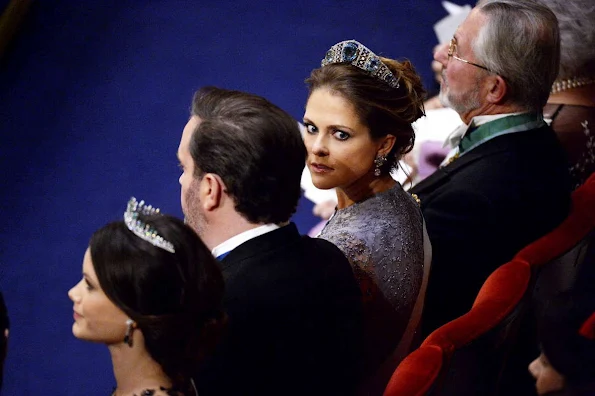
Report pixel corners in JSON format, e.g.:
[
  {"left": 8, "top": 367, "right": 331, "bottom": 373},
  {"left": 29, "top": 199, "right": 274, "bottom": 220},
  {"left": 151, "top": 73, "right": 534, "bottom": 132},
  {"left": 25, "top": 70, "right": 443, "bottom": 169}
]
[
  {"left": 550, "top": 76, "right": 595, "bottom": 94},
  {"left": 441, "top": 152, "right": 459, "bottom": 167},
  {"left": 411, "top": 193, "right": 421, "bottom": 206}
]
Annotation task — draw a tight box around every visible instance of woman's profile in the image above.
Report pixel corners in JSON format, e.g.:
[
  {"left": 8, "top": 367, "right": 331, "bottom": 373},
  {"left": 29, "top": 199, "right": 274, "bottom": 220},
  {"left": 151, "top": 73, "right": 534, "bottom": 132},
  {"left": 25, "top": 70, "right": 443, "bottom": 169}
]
[
  {"left": 303, "top": 39, "right": 432, "bottom": 389},
  {"left": 68, "top": 197, "right": 225, "bottom": 396}
]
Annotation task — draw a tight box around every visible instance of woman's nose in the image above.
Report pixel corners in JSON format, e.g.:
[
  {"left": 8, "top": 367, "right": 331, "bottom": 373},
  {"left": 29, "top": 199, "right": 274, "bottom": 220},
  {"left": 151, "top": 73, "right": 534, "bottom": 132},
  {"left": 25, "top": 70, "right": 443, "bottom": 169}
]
[
  {"left": 310, "top": 135, "right": 329, "bottom": 157},
  {"left": 528, "top": 358, "right": 540, "bottom": 379},
  {"left": 68, "top": 282, "right": 80, "bottom": 302}
]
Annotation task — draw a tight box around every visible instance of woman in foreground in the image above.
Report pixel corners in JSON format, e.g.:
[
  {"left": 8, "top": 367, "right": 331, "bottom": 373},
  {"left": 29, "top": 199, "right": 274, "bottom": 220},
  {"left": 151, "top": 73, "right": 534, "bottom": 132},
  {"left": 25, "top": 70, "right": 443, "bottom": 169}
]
[{"left": 68, "top": 197, "right": 225, "bottom": 396}]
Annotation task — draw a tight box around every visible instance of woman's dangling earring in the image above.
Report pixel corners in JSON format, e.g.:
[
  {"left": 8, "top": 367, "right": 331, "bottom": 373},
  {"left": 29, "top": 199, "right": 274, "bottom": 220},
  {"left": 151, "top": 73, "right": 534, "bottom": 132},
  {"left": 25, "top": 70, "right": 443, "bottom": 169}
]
[
  {"left": 124, "top": 319, "right": 137, "bottom": 347},
  {"left": 374, "top": 155, "right": 387, "bottom": 176}
]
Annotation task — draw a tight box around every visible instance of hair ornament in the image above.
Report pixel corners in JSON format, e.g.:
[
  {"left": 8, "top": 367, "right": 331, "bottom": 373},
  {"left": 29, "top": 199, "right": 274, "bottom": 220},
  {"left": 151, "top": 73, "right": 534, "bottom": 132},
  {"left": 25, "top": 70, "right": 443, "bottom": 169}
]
[
  {"left": 321, "top": 40, "right": 400, "bottom": 89},
  {"left": 124, "top": 197, "right": 175, "bottom": 253},
  {"left": 578, "top": 311, "right": 595, "bottom": 340}
]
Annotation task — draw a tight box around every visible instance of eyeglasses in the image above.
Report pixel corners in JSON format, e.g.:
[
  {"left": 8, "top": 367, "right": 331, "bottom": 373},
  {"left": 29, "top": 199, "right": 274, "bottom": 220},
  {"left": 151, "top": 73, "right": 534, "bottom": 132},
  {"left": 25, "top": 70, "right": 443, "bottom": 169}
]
[{"left": 447, "top": 37, "right": 492, "bottom": 72}]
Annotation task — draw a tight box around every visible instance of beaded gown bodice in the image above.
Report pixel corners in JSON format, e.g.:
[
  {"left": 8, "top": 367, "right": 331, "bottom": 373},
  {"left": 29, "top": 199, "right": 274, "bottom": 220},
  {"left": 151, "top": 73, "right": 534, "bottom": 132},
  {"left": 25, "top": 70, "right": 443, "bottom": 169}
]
[
  {"left": 318, "top": 183, "right": 425, "bottom": 373},
  {"left": 544, "top": 103, "right": 595, "bottom": 189}
]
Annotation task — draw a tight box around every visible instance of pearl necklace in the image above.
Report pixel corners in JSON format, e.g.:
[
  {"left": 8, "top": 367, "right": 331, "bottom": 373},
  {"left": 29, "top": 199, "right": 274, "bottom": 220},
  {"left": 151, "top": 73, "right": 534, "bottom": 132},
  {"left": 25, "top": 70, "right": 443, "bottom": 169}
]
[{"left": 550, "top": 76, "right": 595, "bottom": 94}]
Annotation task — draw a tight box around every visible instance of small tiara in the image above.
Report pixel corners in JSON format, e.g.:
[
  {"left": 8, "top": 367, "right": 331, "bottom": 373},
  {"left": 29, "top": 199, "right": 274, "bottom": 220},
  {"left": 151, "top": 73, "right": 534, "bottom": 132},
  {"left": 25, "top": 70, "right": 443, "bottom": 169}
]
[
  {"left": 123, "top": 197, "right": 175, "bottom": 254},
  {"left": 321, "top": 40, "right": 400, "bottom": 89}
]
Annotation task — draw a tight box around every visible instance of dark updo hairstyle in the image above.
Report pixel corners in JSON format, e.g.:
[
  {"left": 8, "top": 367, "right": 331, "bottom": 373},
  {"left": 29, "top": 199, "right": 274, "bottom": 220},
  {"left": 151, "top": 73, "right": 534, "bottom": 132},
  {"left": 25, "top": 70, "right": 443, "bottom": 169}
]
[
  {"left": 538, "top": 291, "right": 595, "bottom": 392},
  {"left": 306, "top": 57, "right": 426, "bottom": 176},
  {"left": 89, "top": 214, "right": 225, "bottom": 390}
]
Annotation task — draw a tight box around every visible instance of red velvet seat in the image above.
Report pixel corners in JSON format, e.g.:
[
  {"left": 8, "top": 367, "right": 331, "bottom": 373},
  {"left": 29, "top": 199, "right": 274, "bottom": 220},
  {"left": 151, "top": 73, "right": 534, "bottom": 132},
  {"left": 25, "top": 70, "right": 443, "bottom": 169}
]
[
  {"left": 383, "top": 259, "right": 531, "bottom": 396},
  {"left": 384, "top": 174, "right": 595, "bottom": 395},
  {"left": 514, "top": 174, "right": 595, "bottom": 267},
  {"left": 515, "top": 174, "right": 595, "bottom": 316},
  {"left": 500, "top": 174, "right": 595, "bottom": 393},
  {"left": 383, "top": 344, "right": 445, "bottom": 396}
]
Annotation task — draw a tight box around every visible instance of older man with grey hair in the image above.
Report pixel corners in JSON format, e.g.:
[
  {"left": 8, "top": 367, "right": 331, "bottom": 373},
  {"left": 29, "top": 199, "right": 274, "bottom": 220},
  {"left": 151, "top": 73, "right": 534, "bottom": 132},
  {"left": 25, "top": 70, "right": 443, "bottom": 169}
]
[{"left": 412, "top": 0, "right": 572, "bottom": 337}]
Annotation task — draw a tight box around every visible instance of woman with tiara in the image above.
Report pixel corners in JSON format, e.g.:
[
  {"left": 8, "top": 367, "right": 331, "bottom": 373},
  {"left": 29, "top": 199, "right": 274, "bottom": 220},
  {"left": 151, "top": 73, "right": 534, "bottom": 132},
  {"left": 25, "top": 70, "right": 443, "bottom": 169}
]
[
  {"left": 68, "top": 197, "right": 225, "bottom": 396},
  {"left": 303, "top": 40, "right": 432, "bottom": 391}
]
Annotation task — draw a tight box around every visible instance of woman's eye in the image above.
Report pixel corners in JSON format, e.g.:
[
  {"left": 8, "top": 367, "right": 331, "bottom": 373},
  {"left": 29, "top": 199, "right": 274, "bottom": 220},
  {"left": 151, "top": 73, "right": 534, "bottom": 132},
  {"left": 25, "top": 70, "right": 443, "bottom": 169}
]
[
  {"left": 84, "top": 279, "right": 94, "bottom": 291},
  {"left": 305, "top": 123, "right": 317, "bottom": 134},
  {"left": 333, "top": 130, "right": 350, "bottom": 141}
]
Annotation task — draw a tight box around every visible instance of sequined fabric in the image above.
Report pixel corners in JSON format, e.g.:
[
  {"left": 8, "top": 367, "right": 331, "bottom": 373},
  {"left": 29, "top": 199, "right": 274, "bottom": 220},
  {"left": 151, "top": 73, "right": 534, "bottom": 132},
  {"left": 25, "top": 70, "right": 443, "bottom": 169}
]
[
  {"left": 318, "top": 183, "right": 424, "bottom": 373},
  {"left": 569, "top": 120, "right": 594, "bottom": 188},
  {"left": 543, "top": 103, "right": 595, "bottom": 188}
]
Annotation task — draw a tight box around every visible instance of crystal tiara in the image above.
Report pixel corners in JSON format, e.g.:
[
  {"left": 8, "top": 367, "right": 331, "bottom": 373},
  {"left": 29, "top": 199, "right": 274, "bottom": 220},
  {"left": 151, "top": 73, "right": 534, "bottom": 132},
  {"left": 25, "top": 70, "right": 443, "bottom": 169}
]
[
  {"left": 123, "top": 197, "right": 175, "bottom": 254},
  {"left": 321, "top": 40, "right": 400, "bottom": 89}
]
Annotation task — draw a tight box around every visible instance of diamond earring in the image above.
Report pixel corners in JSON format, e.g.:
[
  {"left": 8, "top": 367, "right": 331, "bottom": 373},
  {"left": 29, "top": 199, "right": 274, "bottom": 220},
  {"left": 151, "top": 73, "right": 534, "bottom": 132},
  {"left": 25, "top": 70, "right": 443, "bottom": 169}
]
[
  {"left": 124, "top": 319, "right": 137, "bottom": 347},
  {"left": 374, "top": 155, "right": 387, "bottom": 176}
]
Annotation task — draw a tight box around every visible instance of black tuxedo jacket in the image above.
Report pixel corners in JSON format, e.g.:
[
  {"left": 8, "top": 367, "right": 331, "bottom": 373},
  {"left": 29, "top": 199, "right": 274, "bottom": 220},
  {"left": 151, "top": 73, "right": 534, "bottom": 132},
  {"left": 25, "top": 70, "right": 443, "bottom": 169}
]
[
  {"left": 196, "top": 223, "right": 363, "bottom": 396},
  {"left": 411, "top": 125, "right": 572, "bottom": 336}
]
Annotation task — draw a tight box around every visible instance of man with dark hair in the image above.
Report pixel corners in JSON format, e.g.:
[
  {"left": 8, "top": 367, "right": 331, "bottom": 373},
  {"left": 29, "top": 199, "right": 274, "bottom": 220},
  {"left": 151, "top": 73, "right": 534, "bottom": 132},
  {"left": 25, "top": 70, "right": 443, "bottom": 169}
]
[
  {"left": 412, "top": 0, "right": 572, "bottom": 335},
  {"left": 177, "top": 86, "right": 363, "bottom": 396}
]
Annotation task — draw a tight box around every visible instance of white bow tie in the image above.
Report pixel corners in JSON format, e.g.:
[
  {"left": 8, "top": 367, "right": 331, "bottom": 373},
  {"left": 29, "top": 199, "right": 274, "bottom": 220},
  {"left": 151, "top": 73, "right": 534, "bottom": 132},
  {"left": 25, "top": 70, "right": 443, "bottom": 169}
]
[{"left": 444, "top": 123, "right": 470, "bottom": 149}]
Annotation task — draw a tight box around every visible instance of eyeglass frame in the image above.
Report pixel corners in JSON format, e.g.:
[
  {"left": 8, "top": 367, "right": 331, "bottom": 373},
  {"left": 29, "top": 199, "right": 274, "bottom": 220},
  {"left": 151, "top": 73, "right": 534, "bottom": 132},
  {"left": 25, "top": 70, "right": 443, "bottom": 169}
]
[{"left": 447, "top": 37, "right": 492, "bottom": 72}]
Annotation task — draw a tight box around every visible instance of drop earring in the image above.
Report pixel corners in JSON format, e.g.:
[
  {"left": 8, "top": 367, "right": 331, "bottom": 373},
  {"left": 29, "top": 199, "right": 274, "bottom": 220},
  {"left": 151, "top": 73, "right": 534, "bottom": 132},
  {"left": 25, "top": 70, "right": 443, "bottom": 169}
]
[
  {"left": 124, "top": 319, "right": 137, "bottom": 347},
  {"left": 374, "top": 155, "right": 387, "bottom": 176}
]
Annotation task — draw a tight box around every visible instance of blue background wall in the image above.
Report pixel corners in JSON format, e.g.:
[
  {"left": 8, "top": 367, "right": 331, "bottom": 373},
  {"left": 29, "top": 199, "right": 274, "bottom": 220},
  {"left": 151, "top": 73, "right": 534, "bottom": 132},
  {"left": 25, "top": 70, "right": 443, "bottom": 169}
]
[{"left": 1, "top": 1, "right": 459, "bottom": 393}]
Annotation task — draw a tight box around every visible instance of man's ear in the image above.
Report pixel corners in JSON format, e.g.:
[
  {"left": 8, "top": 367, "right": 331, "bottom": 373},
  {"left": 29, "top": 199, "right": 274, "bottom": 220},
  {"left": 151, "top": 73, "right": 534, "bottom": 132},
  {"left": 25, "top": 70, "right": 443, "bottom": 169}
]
[
  {"left": 200, "top": 173, "right": 226, "bottom": 211},
  {"left": 485, "top": 74, "right": 508, "bottom": 104}
]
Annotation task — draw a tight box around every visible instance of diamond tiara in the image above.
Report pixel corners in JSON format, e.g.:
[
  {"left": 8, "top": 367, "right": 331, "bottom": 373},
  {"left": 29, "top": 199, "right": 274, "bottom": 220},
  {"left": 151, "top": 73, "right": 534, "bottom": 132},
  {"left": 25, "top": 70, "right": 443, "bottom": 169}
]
[
  {"left": 321, "top": 40, "right": 400, "bottom": 89},
  {"left": 123, "top": 197, "right": 176, "bottom": 254}
]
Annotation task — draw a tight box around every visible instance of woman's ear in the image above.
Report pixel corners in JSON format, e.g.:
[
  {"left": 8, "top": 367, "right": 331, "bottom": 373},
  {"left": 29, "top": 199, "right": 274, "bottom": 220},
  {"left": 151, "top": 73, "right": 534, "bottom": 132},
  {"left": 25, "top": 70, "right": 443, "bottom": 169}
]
[{"left": 378, "top": 134, "right": 396, "bottom": 157}]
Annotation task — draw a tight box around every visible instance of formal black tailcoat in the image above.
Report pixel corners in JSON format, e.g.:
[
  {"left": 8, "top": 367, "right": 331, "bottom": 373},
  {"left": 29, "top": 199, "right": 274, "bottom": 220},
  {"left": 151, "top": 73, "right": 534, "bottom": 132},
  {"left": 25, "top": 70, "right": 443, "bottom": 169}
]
[
  {"left": 411, "top": 125, "right": 572, "bottom": 336},
  {"left": 196, "top": 223, "right": 363, "bottom": 396}
]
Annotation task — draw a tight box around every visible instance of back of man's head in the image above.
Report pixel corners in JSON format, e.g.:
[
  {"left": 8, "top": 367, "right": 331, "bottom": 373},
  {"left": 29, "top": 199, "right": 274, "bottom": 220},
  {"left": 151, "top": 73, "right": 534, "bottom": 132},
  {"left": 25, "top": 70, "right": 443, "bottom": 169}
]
[
  {"left": 189, "top": 86, "right": 306, "bottom": 225},
  {"left": 474, "top": 0, "right": 560, "bottom": 111}
]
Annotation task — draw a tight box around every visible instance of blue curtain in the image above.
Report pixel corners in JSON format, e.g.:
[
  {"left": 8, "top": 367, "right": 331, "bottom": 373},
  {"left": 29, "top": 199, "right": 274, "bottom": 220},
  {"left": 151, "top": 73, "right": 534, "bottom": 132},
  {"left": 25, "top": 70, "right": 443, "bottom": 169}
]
[{"left": 0, "top": 0, "right": 454, "bottom": 393}]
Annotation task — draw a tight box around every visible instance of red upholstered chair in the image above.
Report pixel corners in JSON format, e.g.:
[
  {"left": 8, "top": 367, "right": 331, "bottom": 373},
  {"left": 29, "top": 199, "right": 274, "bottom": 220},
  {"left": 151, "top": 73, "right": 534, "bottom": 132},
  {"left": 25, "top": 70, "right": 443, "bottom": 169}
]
[
  {"left": 382, "top": 344, "right": 445, "bottom": 396},
  {"left": 514, "top": 173, "right": 595, "bottom": 317},
  {"left": 498, "top": 173, "right": 595, "bottom": 393},
  {"left": 514, "top": 173, "right": 595, "bottom": 267},
  {"left": 384, "top": 175, "right": 595, "bottom": 395},
  {"left": 383, "top": 259, "right": 532, "bottom": 396}
]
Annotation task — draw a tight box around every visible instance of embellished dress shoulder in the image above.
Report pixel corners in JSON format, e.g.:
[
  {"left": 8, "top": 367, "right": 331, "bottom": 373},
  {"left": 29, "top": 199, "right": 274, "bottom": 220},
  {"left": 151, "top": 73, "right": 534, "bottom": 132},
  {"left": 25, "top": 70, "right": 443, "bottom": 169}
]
[
  {"left": 544, "top": 102, "right": 595, "bottom": 188},
  {"left": 318, "top": 183, "right": 425, "bottom": 372}
]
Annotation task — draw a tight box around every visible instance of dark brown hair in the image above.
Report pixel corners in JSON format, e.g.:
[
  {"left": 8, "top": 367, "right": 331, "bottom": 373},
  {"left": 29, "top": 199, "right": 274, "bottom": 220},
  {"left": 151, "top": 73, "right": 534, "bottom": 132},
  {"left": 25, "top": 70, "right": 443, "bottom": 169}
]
[
  {"left": 190, "top": 86, "right": 306, "bottom": 224},
  {"left": 90, "top": 214, "right": 226, "bottom": 390},
  {"left": 305, "top": 58, "right": 426, "bottom": 175}
]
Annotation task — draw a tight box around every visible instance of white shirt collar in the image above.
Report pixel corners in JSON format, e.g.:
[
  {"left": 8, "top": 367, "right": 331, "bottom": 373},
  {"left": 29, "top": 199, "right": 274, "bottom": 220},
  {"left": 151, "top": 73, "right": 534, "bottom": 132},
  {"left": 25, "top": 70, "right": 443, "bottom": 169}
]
[
  {"left": 444, "top": 112, "right": 524, "bottom": 149},
  {"left": 211, "top": 223, "right": 280, "bottom": 258}
]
